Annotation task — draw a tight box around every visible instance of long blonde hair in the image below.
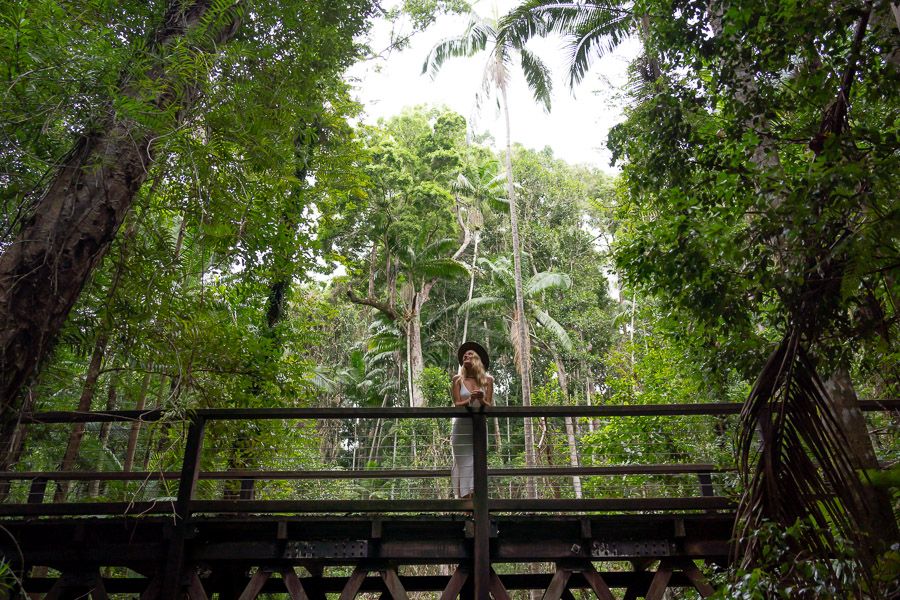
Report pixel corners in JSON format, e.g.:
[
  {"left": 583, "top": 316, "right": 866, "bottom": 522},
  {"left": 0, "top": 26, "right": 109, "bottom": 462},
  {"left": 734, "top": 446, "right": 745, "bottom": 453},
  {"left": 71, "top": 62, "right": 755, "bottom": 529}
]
[{"left": 458, "top": 354, "right": 488, "bottom": 390}]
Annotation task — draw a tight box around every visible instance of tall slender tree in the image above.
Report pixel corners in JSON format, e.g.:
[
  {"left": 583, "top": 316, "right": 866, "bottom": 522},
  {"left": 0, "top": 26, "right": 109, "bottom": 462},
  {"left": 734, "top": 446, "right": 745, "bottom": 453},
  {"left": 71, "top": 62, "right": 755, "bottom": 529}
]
[{"left": 423, "top": 13, "right": 554, "bottom": 495}]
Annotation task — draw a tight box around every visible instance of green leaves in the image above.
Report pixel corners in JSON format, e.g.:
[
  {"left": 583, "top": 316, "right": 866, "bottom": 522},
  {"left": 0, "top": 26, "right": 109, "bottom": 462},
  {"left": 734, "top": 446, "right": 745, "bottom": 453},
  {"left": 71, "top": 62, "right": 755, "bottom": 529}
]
[
  {"left": 421, "top": 15, "right": 493, "bottom": 79},
  {"left": 524, "top": 271, "right": 572, "bottom": 296}
]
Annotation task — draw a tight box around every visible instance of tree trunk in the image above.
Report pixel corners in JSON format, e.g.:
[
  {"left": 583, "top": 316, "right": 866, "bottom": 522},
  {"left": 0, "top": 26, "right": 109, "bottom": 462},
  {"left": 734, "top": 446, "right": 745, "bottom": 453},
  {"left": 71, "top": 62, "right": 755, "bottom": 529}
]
[
  {"left": 0, "top": 390, "right": 37, "bottom": 502},
  {"left": 54, "top": 334, "right": 108, "bottom": 502},
  {"left": 407, "top": 298, "right": 426, "bottom": 408},
  {"left": 553, "top": 351, "right": 582, "bottom": 499},
  {"left": 88, "top": 379, "right": 118, "bottom": 497},
  {"left": 0, "top": 0, "right": 242, "bottom": 448},
  {"left": 461, "top": 231, "right": 480, "bottom": 342},
  {"left": 825, "top": 366, "right": 900, "bottom": 550},
  {"left": 124, "top": 369, "right": 153, "bottom": 472},
  {"left": 500, "top": 79, "right": 536, "bottom": 499}
]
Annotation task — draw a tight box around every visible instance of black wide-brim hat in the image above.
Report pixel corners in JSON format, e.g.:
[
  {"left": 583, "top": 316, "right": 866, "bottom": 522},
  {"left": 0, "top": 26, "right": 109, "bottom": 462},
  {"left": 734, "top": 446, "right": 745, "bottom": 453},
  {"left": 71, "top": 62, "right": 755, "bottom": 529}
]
[{"left": 457, "top": 341, "right": 489, "bottom": 371}]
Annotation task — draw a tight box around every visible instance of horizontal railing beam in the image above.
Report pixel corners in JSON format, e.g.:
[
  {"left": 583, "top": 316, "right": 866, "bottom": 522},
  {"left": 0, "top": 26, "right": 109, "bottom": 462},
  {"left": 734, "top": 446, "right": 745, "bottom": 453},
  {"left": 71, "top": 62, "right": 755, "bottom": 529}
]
[
  {"left": 0, "top": 497, "right": 735, "bottom": 517},
  {"left": 18, "top": 399, "right": 900, "bottom": 423},
  {"left": 0, "top": 463, "right": 737, "bottom": 482}
]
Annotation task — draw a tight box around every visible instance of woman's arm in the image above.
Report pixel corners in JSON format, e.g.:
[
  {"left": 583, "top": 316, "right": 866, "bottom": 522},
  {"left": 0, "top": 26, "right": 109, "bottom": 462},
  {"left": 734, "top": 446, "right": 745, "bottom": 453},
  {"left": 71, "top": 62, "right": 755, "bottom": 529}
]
[{"left": 451, "top": 374, "right": 467, "bottom": 406}]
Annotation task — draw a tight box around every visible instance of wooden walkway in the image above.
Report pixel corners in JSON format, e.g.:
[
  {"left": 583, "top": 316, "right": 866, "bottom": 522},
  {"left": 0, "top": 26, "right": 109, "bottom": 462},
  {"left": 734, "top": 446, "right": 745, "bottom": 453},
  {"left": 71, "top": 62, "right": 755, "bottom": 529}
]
[{"left": 1, "top": 401, "right": 895, "bottom": 599}]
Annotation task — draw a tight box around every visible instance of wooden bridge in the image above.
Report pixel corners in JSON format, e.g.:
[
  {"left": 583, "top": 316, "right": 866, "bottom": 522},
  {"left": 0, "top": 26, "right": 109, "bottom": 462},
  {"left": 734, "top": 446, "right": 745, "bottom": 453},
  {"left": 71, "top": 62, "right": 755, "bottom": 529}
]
[{"left": 1, "top": 402, "right": 895, "bottom": 599}]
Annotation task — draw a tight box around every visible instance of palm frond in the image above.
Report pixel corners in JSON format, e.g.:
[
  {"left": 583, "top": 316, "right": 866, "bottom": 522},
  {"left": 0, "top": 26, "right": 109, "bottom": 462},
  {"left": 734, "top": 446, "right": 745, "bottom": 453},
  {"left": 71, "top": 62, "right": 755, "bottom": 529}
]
[
  {"left": 497, "top": 0, "right": 556, "bottom": 46},
  {"left": 532, "top": 307, "right": 574, "bottom": 352},
  {"left": 457, "top": 295, "right": 506, "bottom": 315},
  {"left": 566, "top": 10, "right": 632, "bottom": 86},
  {"left": 423, "top": 237, "right": 458, "bottom": 259},
  {"left": 736, "top": 331, "right": 874, "bottom": 580},
  {"left": 525, "top": 271, "right": 572, "bottom": 296},
  {"left": 518, "top": 47, "right": 553, "bottom": 111},
  {"left": 487, "top": 195, "right": 510, "bottom": 213},
  {"left": 422, "top": 17, "right": 493, "bottom": 79},
  {"left": 453, "top": 172, "right": 475, "bottom": 194},
  {"left": 477, "top": 256, "right": 514, "bottom": 282},
  {"left": 419, "top": 258, "right": 470, "bottom": 280},
  {"left": 499, "top": 1, "right": 635, "bottom": 87}
]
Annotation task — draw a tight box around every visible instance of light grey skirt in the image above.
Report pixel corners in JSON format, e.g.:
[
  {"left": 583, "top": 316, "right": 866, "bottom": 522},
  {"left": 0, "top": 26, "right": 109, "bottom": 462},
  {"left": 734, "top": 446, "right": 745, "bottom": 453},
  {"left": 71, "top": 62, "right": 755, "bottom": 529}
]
[{"left": 451, "top": 417, "right": 474, "bottom": 498}]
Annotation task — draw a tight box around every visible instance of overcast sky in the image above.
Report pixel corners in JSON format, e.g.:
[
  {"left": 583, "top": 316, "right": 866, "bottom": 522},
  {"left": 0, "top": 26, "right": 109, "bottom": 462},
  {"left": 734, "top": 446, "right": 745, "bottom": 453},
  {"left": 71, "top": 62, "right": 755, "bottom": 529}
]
[{"left": 346, "top": 2, "right": 641, "bottom": 172}]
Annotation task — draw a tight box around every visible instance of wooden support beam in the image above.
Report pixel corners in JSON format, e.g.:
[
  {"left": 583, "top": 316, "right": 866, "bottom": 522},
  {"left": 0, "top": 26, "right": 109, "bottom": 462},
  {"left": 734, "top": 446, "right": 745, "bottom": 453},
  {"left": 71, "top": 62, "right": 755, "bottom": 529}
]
[
  {"left": 674, "top": 558, "right": 715, "bottom": 597},
  {"left": 645, "top": 560, "right": 673, "bottom": 600},
  {"left": 283, "top": 569, "right": 310, "bottom": 600},
  {"left": 542, "top": 568, "right": 572, "bottom": 600},
  {"left": 561, "top": 589, "right": 576, "bottom": 600},
  {"left": 160, "top": 415, "right": 206, "bottom": 600},
  {"left": 441, "top": 565, "right": 469, "bottom": 600},
  {"left": 380, "top": 567, "right": 409, "bottom": 600},
  {"left": 89, "top": 573, "right": 111, "bottom": 600},
  {"left": 140, "top": 576, "right": 161, "bottom": 600},
  {"left": 488, "top": 569, "right": 510, "bottom": 600},
  {"left": 472, "top": 412, "right": 490, "bottom": 600},
  {"left": 581, "top": 564, "right": 615, "bottom": 600},
  {"left": 238, "top": 570, "right": 271, "bottom": 600},
  {"left": 339, "top": 565, "right": 369, "bottom": 600},
  {"left": 42, "top": 576, "right": 68, "bottom": 600},
  {"left": 27, "top": 478, "right": 47, "bottom": 504},
  {"left": 187, "top": 572, "right": 210, "bottom": 600},
  {"left": 42, "top": 572, "right": 110, "bottom": 600}
]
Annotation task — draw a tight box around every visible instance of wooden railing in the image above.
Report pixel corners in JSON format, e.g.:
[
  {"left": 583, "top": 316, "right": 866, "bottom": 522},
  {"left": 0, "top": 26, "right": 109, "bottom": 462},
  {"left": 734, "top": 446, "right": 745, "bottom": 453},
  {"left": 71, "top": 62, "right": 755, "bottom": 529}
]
[
  {"left": 4, "top": 400, "right": 897, "bottom": 517},
  {"left": 2, "top": 400, "right": 897, "bottom": 600}
]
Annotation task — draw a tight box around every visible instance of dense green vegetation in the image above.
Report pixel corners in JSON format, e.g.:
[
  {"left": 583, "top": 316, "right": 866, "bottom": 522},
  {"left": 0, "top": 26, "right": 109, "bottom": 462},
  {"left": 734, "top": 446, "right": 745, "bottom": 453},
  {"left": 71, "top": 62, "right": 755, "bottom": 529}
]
[{"left": 1, "top": 0, "right": 898, "bottom": 597}]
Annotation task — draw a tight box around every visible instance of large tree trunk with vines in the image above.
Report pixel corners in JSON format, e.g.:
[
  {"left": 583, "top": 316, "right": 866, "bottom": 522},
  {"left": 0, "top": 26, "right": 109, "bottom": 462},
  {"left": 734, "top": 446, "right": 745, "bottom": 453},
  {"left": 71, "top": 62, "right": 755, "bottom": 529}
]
[{"left": 0, "top": 0, "right": 242, "bottom": 461}]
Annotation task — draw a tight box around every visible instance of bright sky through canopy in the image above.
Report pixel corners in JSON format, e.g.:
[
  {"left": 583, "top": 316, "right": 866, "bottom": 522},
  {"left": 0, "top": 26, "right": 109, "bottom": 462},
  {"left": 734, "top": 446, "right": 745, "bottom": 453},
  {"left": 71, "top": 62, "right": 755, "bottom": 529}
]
[{"left": 347, "top": 1, "right": 641, "bottom": 171}]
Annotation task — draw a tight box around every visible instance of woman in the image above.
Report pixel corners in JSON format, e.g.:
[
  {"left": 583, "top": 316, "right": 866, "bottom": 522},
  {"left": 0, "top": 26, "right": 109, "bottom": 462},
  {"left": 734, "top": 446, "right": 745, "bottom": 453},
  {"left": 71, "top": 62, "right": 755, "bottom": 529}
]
[{"left": 450, "top": 341, "right": 494, "bottom": 499}]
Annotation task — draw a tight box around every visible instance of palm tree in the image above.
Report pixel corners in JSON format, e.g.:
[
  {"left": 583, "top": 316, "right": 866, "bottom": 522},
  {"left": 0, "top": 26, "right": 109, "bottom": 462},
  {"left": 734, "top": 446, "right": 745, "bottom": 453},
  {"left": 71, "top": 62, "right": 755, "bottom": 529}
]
[
  {"left": 498, "top": 0, "right": 658, "bottom": 87},
  {"left": 423, "top": 13, "right": 554, "bottom": 495},
  {"left": 451, "top": 158, "right": 507, "bottom": 343},
  {"left": 459, "top": 257, "right": 577, "bottom": 497},
  {"left": 395, "top": 237, "right": 470, "bottom": 407}
]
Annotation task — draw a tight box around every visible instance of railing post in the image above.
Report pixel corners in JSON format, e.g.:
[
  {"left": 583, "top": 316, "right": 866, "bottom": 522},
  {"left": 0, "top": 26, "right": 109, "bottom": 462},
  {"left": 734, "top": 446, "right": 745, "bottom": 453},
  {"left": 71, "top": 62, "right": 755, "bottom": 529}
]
[
  {"left": 160, "top": 414, "right": 206, "bottom": 600},
  {"left": 27, "top": 477, "right": 48, "bottom": 504},
  {"left": 471, "top": 409, "right": 490, "bottom": 600}
]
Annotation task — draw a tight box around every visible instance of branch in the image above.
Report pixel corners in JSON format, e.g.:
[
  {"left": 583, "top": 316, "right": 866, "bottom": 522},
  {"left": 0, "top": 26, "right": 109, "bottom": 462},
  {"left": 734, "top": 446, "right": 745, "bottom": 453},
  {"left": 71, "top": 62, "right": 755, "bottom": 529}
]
[
  {"left": 422, "top": 197, "right": 473, "bottom": 300},
  {"left": 810, "top": 2, "right": 873, "bottom": 153},
  {"left": 346, "top": 288, "right": 400, "bottom": 321}
]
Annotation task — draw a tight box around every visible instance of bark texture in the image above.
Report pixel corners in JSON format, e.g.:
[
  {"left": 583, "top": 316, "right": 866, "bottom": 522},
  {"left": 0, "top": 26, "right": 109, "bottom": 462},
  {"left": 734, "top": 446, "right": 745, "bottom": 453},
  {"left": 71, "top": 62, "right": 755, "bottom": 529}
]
[{"left": 0, "top": 1, "right": 241, "bottom": 445}]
